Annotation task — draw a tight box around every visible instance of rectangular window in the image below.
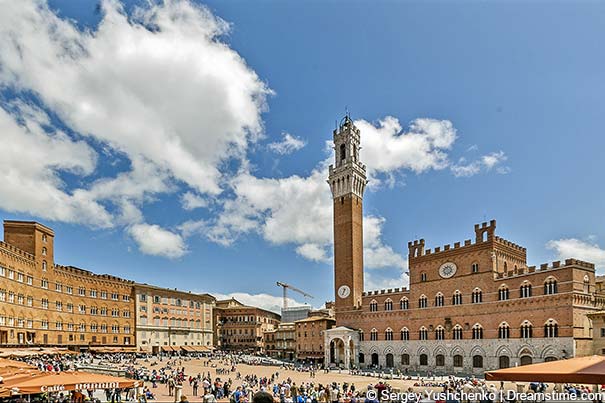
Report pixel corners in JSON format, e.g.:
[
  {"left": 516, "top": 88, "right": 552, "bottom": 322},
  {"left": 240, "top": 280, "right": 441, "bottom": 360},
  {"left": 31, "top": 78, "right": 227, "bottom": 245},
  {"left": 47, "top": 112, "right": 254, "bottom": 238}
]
[
  {"left": 41, "top": 279, "right": 48, "bottom": 289},
  {"left": 0, "top": 267, "right": 5, "bottom": 276},
  {"left": 90, "top": 290, "right": 97, "bottom": 298},
  {"left": 101, "top": 291, "right": 107, "bottom": 299},
  {"left": 56, "top": 283, "right": 62, "bottom": 292},
  {"left": 17, "top": 272, "right": 23, "bottom": 282},
  {"left": 56, "top": 301, "right": 63, "bottom": 311},
  {"left": 78, "top": 287, "right": 86, "bottom": 296},
  {"left": 66, "top": 286, "right": 73, "bottom": 294},
  {"left": 41, "top": 299, "right": 49, "bottom": 309},
  {"left": 8, "top": 270, "right": 14, "bottom": 280},
  {"left": 27, "top": 276, "right": 33, "bottom": 285},
  {"left": 601, "top": 328, "right": 605, "bottom": 338}
]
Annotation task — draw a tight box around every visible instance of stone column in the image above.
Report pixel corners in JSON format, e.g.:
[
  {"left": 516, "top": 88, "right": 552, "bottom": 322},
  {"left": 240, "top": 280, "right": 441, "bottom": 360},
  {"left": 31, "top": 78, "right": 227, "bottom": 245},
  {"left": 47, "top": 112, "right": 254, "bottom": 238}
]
[{"left": 344, "top": 337, "right": 351, "bottom": 369}]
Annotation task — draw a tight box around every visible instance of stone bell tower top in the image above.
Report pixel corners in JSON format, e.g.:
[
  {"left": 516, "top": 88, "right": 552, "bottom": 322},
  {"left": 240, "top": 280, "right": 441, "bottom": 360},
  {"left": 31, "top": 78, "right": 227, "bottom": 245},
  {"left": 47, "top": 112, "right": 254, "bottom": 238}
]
[{"left": 328, "top": 115, "right": 368, "bottom": 199}]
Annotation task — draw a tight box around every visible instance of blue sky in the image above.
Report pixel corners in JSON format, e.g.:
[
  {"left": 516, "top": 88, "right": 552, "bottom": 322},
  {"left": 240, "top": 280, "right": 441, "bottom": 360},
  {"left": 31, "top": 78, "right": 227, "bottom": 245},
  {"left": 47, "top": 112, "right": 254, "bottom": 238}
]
[{"left": 0, "top": 0, "right": 604, "bottom": 312}]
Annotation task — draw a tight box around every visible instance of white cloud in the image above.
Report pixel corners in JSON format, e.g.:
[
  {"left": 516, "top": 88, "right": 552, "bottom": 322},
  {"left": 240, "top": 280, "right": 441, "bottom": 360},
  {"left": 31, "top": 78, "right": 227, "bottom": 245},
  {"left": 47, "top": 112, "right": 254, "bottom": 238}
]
[
  {"left": 451, "top": 151, "right": 509, "bottom": 178},
  {"left": 213, "top": 292, "right": 309, "bottom": 314},
  {"left": 547, "top": 238, "right": 605, "bottom": 270},
  {"left": 180, "top": 192, "right": 208, "bottom": 211},
  {"left": 0, "top": 102, "right": 112, "bottom": 227},
  {"left": 128, "top": 223, "right": 186, "bottom": 259},
  {"left": 296, "top": 244, "right": 330, "bottom": 263},
  {"left": 0, "top": 0, "right": 270, "bottom": 257},
  {"left": 268, "top": 132, "right": 306, "bottom": 155},
  {"left": 356, "top": 117, "right": 456, "bottom": 182},
  {"left": 365, "top": 270, "right": 408, "bottom": 291}
]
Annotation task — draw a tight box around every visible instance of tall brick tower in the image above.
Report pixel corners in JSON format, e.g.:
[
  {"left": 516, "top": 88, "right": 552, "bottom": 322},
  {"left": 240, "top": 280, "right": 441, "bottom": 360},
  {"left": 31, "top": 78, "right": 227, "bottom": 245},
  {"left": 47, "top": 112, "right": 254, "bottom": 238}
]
[{"left": 328, "top": 115, "right": 367, "bottom": 311}]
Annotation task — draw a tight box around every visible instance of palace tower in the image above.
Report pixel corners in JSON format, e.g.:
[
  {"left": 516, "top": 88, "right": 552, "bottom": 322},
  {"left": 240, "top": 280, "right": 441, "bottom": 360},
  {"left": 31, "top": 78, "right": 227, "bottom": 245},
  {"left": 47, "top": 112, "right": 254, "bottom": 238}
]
[{"left": 328, "top": 116, "right": 367, "bottom": 312}]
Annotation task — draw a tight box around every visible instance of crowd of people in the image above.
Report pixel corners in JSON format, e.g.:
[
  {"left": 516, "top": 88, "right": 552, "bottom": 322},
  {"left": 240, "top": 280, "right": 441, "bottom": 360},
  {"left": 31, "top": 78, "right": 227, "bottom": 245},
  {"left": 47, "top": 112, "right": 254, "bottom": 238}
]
[{"left": 4, "top": 352, "right": 605, "bottom": 403}]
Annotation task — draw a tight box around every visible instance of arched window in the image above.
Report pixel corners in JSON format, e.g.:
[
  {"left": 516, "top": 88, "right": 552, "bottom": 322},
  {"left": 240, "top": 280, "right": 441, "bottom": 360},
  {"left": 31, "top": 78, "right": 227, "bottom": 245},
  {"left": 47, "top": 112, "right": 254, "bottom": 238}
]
[
  {"left": 584, "top": 275, "right": 590, "bottom": 293},
  {"left": 386, "top": 353, "right": 394, "bottom": 368},
  {"left": 499, "top": 356, "right": 510, "bottom": 369},
  {"left": 473, "top": 355, "right": 483, "bottom": 368},
  {"left": 435, "top": 354, "right": 445, "bottom": 367},
  {"left": 339, "top": 144, "right": 346, "bottom": 162},
  {"left": 544, "top": 277, "right": 558, "bottom": 295},
  {"left": 42, "top": 261, "right": 47, "bottom": 271},
  {"left": 452, "top": 290, "right": 462, "bottom": 305},
  {"left": 384, "top": 298, "right": 393, "bottom": 311},
  {"left": 453, "top": 354, "right": 463, "bottom": 367},
  {"left": 498, "top": 285, "right": 509, "bottom": 301},
  {"left": 419, "top": 295, "right": 428, "bottom": 308},
  {"left": 472, "top": 323, "right": 483, "bottom": 339},
  {"left": 419, "top": 326, "right": 428, "bottom": 340},
  {"left": 401, "top": 354, "right": 410, "bottom": 365},
  {"left": 520, "top": 282, "right": 532, "bottom": 298},
  {"left": 369, "top": 300, "right": 378, "bottom": 312},
  {"left": 452, "top": 325, "right": 463, "bottom": 340},
  {"left": 42, "top": 247, "right": 47, "bottom": 256},
  {"left": 544, "top": 319, "right": 559, "bottom": 338},
  {"left": 472, "top": 262, "right": 479, "bottom": 273},
  {"left": 435, "top": 292, "right": 444, "bottom": 307},
  {"left": 371, "top": 353, "right": 379, "bottom": 366},
  {"left": 400, "top": 327, "right": 409, "bottom": 341},
  {"left": 359, "top": 330, "right": 364, "bottom": 341},
  {"left": 419, "top": 354, "right": 428, "bottom": 366},
  {"left": 498, "top": 322, "right": 510, "bottom": 339},
  {"left": 400, "top": 298, "right": 409, "bottom": 310},
  {"left": 472, "top": 288, "right": 483, "bottom": 303},
  {"left": 435, "top": 326, "right": 445, "bottom": 340},
  {"left": 370, "top": 328, "right": 378, "bottom": 341},
  {"left": 520, "top": 321, "right": 533, "bottom": 338},
  {"left": 385, "top": 328, "right": 393, "bottom": 341},
  {"left": 520, "top": 356, "right": 533, "bottom": 366},
  {"left": 421, "top": 272, "right": 427, "bottom": 282}
]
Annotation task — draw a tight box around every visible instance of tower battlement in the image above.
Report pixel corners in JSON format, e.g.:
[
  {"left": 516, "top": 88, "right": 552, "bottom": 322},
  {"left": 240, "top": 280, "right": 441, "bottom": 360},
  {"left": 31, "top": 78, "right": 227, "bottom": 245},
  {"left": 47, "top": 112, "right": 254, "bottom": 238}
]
[
  {"left": 494, "top": 236, "right": 526, "bottom": 252},
  {"left": 408, "top": 219, "right": 527, "bottom": 264},
  {"left": 494, "top": 258, "right": 595, "bottom": 279}
]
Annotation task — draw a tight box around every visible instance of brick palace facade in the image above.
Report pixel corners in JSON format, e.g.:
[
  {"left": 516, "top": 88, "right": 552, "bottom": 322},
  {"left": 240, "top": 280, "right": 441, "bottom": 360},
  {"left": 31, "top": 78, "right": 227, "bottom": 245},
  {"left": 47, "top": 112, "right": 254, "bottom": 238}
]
[
  {"left": 324, "top": 116, "right": 604, "bottom": 374},
  {"left": 0, "top": 221, "right": 135, "bottom": 348}
]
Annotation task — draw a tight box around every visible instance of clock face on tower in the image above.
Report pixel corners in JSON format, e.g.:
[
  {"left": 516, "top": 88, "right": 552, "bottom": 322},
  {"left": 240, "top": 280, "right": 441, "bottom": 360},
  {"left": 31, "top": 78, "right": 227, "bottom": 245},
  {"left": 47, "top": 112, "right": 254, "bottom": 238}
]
[
  {"left": 439, "top": 262, "right": 457, "bottom": 279},
  {"left": 337, "top": 285, "right": 351, "bottom": 299}
]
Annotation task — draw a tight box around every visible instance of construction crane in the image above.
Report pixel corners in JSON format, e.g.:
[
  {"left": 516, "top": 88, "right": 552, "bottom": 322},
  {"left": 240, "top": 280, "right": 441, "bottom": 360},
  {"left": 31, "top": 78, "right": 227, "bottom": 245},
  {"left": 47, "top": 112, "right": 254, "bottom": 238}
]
[{"left": 276, "top": 281, "right": 314, "bottom": 309}]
